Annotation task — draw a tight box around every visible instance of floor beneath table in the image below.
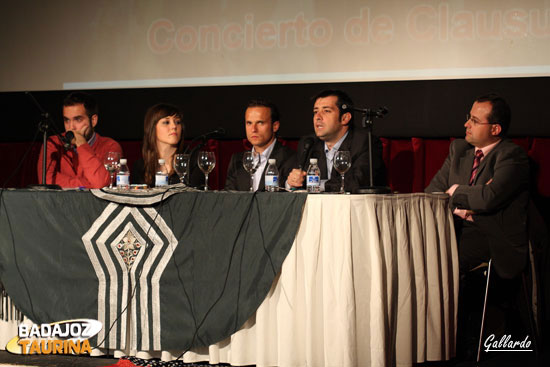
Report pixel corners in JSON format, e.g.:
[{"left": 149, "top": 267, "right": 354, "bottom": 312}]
[
  {"left": 0, "top": 351, "right": 116, "bottom": 367},
  {"left": 0, "top": 352, "right": 234, "bottom": 367},
  {"left": 0, "top": 349, "right": 547, "bottom": 367}
]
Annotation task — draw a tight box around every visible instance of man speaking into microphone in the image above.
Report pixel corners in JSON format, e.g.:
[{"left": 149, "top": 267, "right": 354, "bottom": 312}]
[
  {"left": 37, "top": 92, "right": 123, "bottom": 188},
  {"left": 286, "top": 89, "right": 386, "bottom": 192}
]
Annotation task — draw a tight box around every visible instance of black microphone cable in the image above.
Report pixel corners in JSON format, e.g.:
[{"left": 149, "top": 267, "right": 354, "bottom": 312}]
[{"left": 175, "top": 191, "right": 259, "bottom": 361}]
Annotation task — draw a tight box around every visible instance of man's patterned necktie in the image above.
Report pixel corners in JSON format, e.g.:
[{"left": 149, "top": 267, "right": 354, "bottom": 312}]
[{"left": 469, "top": 149, "right": 484, "bottom": 185}]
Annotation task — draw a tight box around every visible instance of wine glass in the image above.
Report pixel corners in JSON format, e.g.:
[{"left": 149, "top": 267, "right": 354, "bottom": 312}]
[
  {"left": 197, "top": 151, "right": 216, "bottom": 191},
  {"left": 103, "top": 151, "right": 121, "bottom": 189},
  {"left": 242, "top": 151, "right": 260, "bottom": 192},
  {"left": 174, "top": 154, "right": 190, "bottom": 185},
  {"left": 334, "top": 150, "right": 351, "bottom": 194}
]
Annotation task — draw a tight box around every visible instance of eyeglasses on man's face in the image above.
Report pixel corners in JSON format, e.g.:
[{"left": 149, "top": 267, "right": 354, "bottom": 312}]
[{"left": 465, "top": 113, "right": 496, "bottom": 126}]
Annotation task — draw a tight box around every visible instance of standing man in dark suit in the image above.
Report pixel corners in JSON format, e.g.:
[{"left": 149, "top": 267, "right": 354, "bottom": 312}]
[
  {"left": 225, "top": 99, "right": 296, "bottom": 191},
  {"left": 425, "top": 93, "right": 529, "bottom": 280},
  {"left": 286, "top": 89, "right": 385, "bottom": 192}
]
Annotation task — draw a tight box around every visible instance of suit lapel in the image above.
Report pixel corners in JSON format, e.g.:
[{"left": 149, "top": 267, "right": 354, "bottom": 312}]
[
  {"left": 459, "top": 148, "right": 475, "bottom": 185},
  {"left": 472, "top": 140, "right": 503, "bottom": 185},
  {"left": 268, "top": 141, "right": 287, "bottom": 172},
  {"left": 236, "top": 152, "right": 252, "bottom": 190},
  {"left": 268, "top": 141, "right": 282, "bottom": 163},
  {"left": 339, "top": 131, "right": 353, "bottom": 152},
  {"left": 473, "top": 155, "right": 488, "bottom": 185}
]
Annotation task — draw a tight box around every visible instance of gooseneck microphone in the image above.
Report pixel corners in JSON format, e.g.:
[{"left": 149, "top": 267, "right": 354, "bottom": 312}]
[
  {"left": 207, "top": 127, "right": 227, "bottom": 137},
  {"left": 183, "top": 127, "right": 227, "bottom": 155},
  {"left": 342, "top": 104, "right": 389, "bottom": 118}
]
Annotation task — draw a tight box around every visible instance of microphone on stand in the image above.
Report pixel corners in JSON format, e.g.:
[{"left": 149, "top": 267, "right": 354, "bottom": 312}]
[
  {"left": 374, "top": 107, "right": 388, "bottom": 118},
  {"left": 205, "top": 127, "right": 227, "bottom": 138},
  {"left": 342, "top": 104, "right": 389, "bottom": 118},
  {"left": 25, "top": 92, "right": 64, "bottom": 190},
  {"left": 183, "top": 127, "right": 227, "bottom": 155},
  {"left": 348, "top": 105, "right": 391, "bottom": 194}
]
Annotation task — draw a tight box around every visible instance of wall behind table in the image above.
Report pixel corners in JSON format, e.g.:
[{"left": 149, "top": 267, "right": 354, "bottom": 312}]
[{"left": 1, "top": 77, "right": 550, "bottom": 144}]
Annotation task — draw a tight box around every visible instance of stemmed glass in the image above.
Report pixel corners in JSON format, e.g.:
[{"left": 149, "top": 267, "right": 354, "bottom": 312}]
[
  {"left": 103, "top": 151, "right": 121, "bottom": 189},
  {"left": 174, "top": 154, "right": 190, "bottom": 185},
  {"left": 242, "top": 151, "right": 260, "bottom": 192},
  {"left": 334, "top": 150, "right": 351, "bottom": 194},
  {"left": 197, "top": 151, "right": 216, "bottom": 191}
]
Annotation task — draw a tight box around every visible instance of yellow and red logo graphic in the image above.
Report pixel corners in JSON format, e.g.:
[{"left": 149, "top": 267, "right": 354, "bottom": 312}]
[{"left": 6, "top": 319, "right": 102, "bottom": 355}]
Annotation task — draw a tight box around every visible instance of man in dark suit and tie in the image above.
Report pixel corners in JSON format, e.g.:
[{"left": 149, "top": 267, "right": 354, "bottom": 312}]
[
  {"left": 224, "top": 99, "right": 296, "bottom": 191},
  {"left": 286, "top": 89, "right": 385, "bottom": 192},
  {"left": 426, "top": 93, "right": 529, "bottom": 279}
]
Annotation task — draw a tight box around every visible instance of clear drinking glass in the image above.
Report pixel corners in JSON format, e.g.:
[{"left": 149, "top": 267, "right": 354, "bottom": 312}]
[
  {"left": 333, "top": 150, "right": 351, "bottom": 194},
  {"left": 197, "top": 151, "right": 216, "bottom": 191},
  {"left": 174, "top": 154, "right": 190, "bottom": 185},
  {"left": 242, "top": 151, "right": 260, "bottom": 192},
  {"left": 103, "top": 151, "right": 121, "bottom": 189}
]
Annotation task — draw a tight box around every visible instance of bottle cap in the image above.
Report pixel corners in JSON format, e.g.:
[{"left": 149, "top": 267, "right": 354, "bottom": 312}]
[
  {"left": 310, "top": 158, "right": 318, "bottom": 164},
  {"left": 158, "top": 159, "right": 165, "bottom": 164},
  {"left": 120, "top": 158, "right": 127, "bottom": 164},
  {"left": 268, "top": 158, "right": 276, "bottom": 164}
]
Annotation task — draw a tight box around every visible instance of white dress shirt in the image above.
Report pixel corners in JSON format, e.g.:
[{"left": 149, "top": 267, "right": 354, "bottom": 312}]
[{"left": 251, "top": 139, "right": 277, "bottom": 192}]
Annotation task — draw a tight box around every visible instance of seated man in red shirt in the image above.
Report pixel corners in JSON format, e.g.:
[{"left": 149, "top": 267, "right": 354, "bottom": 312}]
[{"left": 37, "top": 92, "right": 123, "bottom": 189}]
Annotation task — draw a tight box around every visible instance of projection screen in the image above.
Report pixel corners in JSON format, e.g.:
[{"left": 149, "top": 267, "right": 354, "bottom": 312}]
[{"left": 1, "top": 0, "right": 549, "bottom": 91}]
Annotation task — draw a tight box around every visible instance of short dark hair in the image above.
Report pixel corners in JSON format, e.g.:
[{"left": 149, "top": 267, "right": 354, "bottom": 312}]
[
  {"left": 63, "top": 92, "right": 99, "bottom": 119},
  {"left": 245, "top": 98, "right": 280, "bottom": 123},
  {"left": 313, "top": 89, "right": 354, "bottom": 125},
  {"left": 474, "top": 93, "right": 511, "bottom": 136}
]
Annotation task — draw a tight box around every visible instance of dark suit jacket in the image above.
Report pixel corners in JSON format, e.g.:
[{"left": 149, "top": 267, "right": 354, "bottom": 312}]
[
  {"left": 224, "top": 140, "right": 296, "bottom": 191},
  {"left": 295, "top": 128, "right": 386, "bottom": 193},
  {"left": 425, "top": 138, "right": 530, "bottom": 278}
]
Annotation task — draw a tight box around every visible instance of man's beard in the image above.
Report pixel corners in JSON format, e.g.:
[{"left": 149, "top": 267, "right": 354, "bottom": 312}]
[{"left": 83, "top": 123, "right": 94, "bottom": 141}]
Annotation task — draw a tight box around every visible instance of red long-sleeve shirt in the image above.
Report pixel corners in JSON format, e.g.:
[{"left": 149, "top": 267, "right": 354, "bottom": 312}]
[{"left": 37, "top": 133, "right": 123, "bottom": 189}]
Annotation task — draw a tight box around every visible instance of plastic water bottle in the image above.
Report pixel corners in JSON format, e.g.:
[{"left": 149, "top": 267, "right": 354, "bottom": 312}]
[
  {"left": 155, "top": 158, "right": 169, "bottom": 187},
  {"left": 306, "top": 158, "right": 321, "bottom": 193},
  {"left": 116, "top": 158, "right": 130, "bottom": 189},
  {"left": 265, "top": 158, "right": 279, "bottom": 192}
]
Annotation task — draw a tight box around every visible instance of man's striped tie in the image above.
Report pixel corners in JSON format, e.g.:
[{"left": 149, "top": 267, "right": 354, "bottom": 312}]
[{"left": 469, "top": 149, "right": 484, "bottom": 185}]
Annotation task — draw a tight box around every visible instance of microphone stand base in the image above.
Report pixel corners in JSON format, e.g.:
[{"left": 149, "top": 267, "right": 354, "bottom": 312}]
[
  {"left": 27, "top": 184, "right": 62, "bottom": 190},
  {"left": 354, "top": 186, "right": 392, "bottom": 194}
]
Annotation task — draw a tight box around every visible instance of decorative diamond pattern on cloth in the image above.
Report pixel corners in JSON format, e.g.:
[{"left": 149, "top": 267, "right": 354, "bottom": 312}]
[
  {"left": 116, "top": 229, "right": 143, "bottom": 269},
  {"left": 82, "top": 204, "right": 180, "bottom": 351},
  {"left": 469, "top": 149, "right": 484, "bottom": 185}
]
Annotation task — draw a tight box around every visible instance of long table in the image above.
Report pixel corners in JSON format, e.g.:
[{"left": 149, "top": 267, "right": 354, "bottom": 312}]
[{"left": 0, "top": 191, "right": 457, "bottom": 367}]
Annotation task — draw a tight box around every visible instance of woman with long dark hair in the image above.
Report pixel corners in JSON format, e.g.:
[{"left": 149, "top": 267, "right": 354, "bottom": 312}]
[{"left": 131, "top": 103, "right": 203, "bottom": 187}]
